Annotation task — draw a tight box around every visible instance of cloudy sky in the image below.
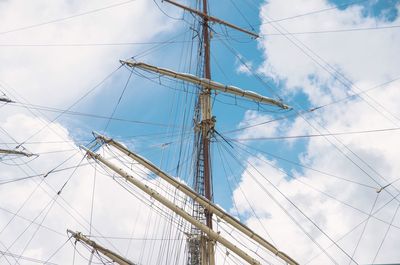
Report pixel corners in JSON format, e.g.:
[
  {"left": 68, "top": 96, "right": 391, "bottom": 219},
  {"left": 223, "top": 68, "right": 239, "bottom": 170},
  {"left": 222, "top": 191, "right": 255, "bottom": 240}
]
[{"left": 0, "top": 0, "right": 399, "bottom": 264}]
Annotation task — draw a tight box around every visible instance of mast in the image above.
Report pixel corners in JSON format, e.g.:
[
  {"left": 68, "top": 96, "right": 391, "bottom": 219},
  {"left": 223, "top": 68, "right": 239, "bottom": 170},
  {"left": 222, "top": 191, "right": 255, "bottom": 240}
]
[
  {"left": 121, "top": 2, "right": 287, "bottom": 264},
  {"left": 196, "top": 0, "right": 214, "bottom": 264}
]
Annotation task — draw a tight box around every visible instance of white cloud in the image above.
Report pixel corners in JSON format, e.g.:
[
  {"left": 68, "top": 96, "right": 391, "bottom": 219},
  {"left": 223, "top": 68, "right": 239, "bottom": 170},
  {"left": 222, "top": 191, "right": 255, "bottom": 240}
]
[
  {"left": 1, "top": 0, "right": 400, "bottom": 264},
  {"left": 0, "top": 113, "right": 192, "bottom": 264},
  {"left": 232, "top": 1, "right": 400, "bottom": 264},
  {"left": 258, "top": 0, "right": 400, "bottom": 105},
  {"left": 0, "top": 1, "right": 194, "bottom": 264},
  {"left": 236, "top": 110, "right": 280, "bottom": 139},
  {"left": 235, "top": 56, "right": 254, "bottom": 75},
  {"left": 0, "top": 0, "right": 177, "bottom": 107}
]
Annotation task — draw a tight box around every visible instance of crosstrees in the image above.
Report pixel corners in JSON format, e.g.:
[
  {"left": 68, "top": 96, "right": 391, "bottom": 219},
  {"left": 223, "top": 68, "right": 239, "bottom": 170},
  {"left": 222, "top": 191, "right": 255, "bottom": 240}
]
[
  {"left": 164, "top": 0, "right": 259, "bottom": 38},
  {"left": 120, "top": 61, "right": 290, "bottom": 109}
]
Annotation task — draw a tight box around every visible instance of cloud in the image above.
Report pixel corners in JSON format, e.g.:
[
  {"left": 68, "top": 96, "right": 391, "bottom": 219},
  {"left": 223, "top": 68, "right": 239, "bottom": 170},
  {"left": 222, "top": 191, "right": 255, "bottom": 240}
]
[
  {"left": 0, "top": 113, "right": 192, "bottom": 264},
  {"left": 232, "top": 1, "right": 400, "bottom": 264},
  {"left": 0, "top": 1, "right": 193, "bottom": 264},
  {"left": 236, "top": 110, "right": 280, "bottom": 139},
  {"left": 258, "top": 0, "right": 400, "bottom": 105},
  {"left": 235, "top": 55, "right": 254, "bottom": 75},
  {"left": 0, "top": 0, "right": 176, "bottom": 107},
  {"left": 1, "top": 0, "right": 400, "bottom": 264}
]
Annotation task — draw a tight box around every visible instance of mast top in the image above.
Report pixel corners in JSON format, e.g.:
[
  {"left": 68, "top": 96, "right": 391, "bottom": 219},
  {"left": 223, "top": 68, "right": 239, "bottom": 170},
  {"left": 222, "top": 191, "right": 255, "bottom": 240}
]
[{"left": 164, "top": 0, "right": 259, "bottom": 38}]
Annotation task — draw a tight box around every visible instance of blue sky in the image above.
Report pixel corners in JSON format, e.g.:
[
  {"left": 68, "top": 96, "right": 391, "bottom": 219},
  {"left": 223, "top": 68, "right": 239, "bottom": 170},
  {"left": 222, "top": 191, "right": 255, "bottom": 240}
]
[
  {"left": 60, "top": 0, "right": 398, "bottom": 208},
  {"left": 1, "top": 0, "right": 400, "bottom": 264},
  {"left": 40, "top": 0, "right": 400, "bottom": 210}
]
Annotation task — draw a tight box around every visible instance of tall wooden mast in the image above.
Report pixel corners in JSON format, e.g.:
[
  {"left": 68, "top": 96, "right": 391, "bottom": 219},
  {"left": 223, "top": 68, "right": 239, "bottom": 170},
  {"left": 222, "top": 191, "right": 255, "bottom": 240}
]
[
  {"left": 196, "top": 0, "right": 214, "bottom": 264},
  {"left": 201, "top": 0, "right": 211, "bottom": 219},
  {"left": 120, "top": 1, "right": 290, "bottom": 264}
]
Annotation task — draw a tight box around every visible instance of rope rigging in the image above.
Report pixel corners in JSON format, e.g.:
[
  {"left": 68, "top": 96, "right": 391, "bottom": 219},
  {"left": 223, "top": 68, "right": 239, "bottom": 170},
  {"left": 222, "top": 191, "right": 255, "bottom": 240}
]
[
  {"left": 0, "top": 0, "right": 399, "bottom": 264},
  {"left": 217, "top": 23, "right": 400, "bottom": 220}
]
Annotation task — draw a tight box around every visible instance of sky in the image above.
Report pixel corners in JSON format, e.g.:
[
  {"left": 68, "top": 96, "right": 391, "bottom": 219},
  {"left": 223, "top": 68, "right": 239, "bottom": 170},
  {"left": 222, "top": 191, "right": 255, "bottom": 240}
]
[{"left": 0, "top": 0, "right": 400, "bottom": 264}]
